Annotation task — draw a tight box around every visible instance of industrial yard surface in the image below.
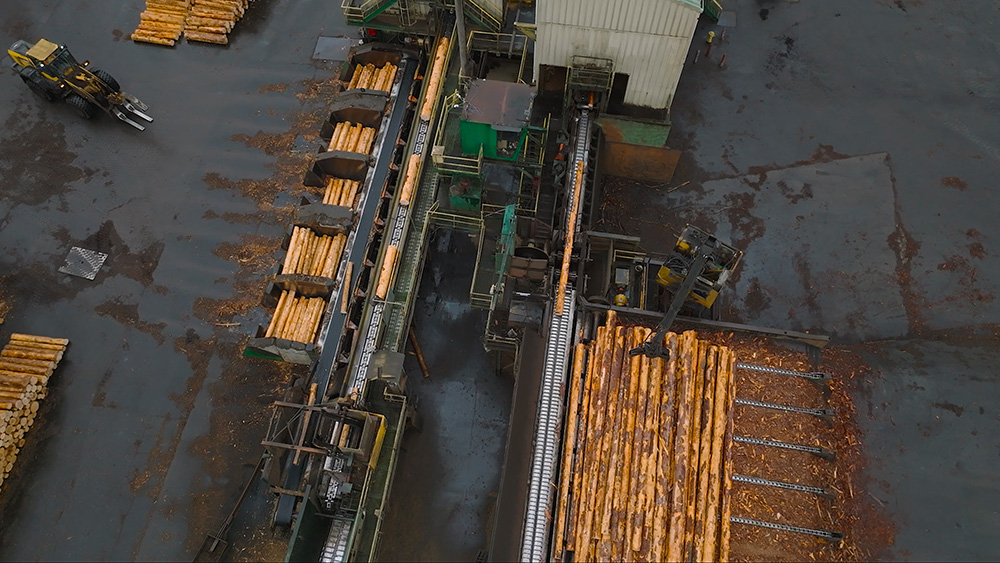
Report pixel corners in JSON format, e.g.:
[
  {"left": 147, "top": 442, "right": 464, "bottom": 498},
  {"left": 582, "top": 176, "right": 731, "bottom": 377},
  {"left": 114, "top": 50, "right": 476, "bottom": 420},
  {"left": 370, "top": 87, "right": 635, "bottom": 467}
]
[
  {"left": 0, "top": 1, "right": 354, "bottom": 560},
  {"left": 600, "top": 1, "right": 1000, "bottom": 560},
  {"left": 0, "top": 1, "right": 997, "bottom": 562}
]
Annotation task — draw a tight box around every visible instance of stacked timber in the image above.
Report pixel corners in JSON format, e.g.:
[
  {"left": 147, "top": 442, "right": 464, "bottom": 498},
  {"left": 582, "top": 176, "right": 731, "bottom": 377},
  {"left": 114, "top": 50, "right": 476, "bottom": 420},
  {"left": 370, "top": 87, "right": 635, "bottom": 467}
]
[
  {"left": 131, "top": 0, "right": 192, "bottom": 47},
  {"left": 282, "top": 227, "right": 347, "bottom": 278},
  {"left": 0, "top": 333, "right": 69, "bottom": 494},
  {"left": 184, "top": 0, "right": 248, "bottom": 45},
  {"left": 264, "top": 290, "right": 326, "bottom": 344},
  {"left": 327, "top": 122, "right": 378, "bottom": 155},
  {"left": 323, "top": 177, "right": 362, "bottom": 208},
  {"left": 347, "top": 62, "right": 399, "bottom": 92},
  {"left": 552, "top": 311, "right": 736, "bottom": 562}
]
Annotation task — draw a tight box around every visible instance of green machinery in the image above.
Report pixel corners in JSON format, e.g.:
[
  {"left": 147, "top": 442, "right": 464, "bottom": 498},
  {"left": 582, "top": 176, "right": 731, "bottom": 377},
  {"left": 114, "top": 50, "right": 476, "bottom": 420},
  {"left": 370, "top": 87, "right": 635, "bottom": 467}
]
[{"left": 7, "top": 38, "right": 152, "bottom": 130}]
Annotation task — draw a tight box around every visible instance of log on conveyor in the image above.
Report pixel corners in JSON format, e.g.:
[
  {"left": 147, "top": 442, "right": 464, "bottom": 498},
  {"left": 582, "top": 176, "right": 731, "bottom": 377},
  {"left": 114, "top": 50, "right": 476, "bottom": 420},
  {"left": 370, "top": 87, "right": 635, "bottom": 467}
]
[
  {"left": 0, "top": 334, "right": 68, "bottom": 495},
  {"left": 555, "top": 312, "right": 736, "bottom": 562}
]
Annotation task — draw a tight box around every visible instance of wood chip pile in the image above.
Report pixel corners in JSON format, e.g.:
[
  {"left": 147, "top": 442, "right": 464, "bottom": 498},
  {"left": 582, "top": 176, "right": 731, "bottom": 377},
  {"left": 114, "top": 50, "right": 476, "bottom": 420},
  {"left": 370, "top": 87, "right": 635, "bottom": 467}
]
[
  {"left": 327, "top": 122, "right": 377, "bottom": 154},
  {"left": 347, "top": 62, "right": 398, "bottom": 92},
  {"left": 552, "top": 311, "right": 736, "bottom": 562},
  {"left": 132, "top": 0, "right": 192, "bottom": 47},
  {"left": 323, "top": 177, "right": 362, "bottom": 208},
  {"left": 132, "top": 0, "right": 249, "bottom": 47},
  {"left": 264, "top": 290, "right": 326, "bottom": 344},
  {"left": 281, "top": 227, "right": 347, "bottom": 278},
  {"left": 184, "top": 0, "right": 248, "bottom": 45},
  {"left": 0, "top": 333, "right": 69, "bottom": 494}
]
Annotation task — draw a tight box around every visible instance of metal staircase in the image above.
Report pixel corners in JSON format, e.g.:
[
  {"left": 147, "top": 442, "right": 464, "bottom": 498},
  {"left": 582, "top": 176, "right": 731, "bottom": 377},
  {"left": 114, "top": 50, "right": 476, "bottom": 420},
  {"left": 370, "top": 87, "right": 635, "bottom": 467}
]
[
  {"left": 340, "top": 0, "right": 397, "bottom": 24},
  {"left": 460, "top": 0, "right": 503, "bottom": 33}
]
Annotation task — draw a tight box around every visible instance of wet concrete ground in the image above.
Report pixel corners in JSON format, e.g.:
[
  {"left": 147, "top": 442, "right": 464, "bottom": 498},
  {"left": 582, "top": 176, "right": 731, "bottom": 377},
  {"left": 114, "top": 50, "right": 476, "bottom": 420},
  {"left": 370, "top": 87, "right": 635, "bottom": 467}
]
[
  {"left": 377, "top": 230, "right": 513, "bottom": 562},
  {"left": 619, "top": 0, "right": 1000, "bottom": 559},
  {"left": 0, "top": 2, "right": 359, "bottom": 560}
]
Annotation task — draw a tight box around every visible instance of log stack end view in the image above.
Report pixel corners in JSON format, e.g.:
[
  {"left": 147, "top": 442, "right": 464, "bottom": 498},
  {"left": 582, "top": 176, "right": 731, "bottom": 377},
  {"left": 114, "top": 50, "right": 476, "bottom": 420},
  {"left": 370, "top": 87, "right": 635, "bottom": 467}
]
[
  {"left": 553, "top": 311, "right": 735, "bottom": 562},
  {"left": 0, "top": 333, "right": 69, "bottom": 495}
]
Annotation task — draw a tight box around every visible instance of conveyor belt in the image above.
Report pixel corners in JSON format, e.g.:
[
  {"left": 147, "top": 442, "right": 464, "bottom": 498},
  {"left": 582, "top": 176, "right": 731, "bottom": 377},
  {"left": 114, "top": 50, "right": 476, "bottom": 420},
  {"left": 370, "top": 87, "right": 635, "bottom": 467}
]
[
  {"left": 348, "top": 116, "right": 431, "bottom": 394},
  {"left": 520, "top": 290, "right": 576, "bottom": 561},
  {"left": 319, "top": 519, "right": 353, "bottom": 563},
  {"left": 520, "top": 103, "right": 595, "bottom": 562},
  {"left": 311, "top": 53, "right": 419, "bottom": 398}
]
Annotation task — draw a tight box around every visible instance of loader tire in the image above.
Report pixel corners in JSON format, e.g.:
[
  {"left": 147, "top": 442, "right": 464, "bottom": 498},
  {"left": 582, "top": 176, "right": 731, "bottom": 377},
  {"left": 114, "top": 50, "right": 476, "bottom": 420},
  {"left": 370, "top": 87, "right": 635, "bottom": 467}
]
[
  {"left": 92, "top": 69, "right": 120, "bottom": 92},
  {"left": 19, "top": 70, "right": 55, "bottom": 101},
  {"left": 66, "top": 94, "right": 96, "bottom": 119}
]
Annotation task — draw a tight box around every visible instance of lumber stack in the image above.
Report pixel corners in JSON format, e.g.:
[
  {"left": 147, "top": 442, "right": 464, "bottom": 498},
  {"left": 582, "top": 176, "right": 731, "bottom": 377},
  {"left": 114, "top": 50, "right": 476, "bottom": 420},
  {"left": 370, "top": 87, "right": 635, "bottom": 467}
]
[
  {"left": 264, "top": 290, "right": 326, "bottom": 343},
  {"left": 552, "top": 311, "right": 736, "bottom": 562},
  {"left": 347, "top": 62, "right": 399, "bottom": 92},
  {"left": 327, "top": 122, "right": 377, "bottom": 155},
  {"left": 281, "top": 227, "right": 347, "bottom": 278},
  {"left": 0, "top": 333, "right": 69, "bottom": 494},
  {"left": 323, "top": 177, "right": 362, "bottom": 208},
  {"left": 132, "top": 0, "right": 192, "bottom": 47},
  {"left": 184, "top": 0, "right": 248, "bottom": 45}
]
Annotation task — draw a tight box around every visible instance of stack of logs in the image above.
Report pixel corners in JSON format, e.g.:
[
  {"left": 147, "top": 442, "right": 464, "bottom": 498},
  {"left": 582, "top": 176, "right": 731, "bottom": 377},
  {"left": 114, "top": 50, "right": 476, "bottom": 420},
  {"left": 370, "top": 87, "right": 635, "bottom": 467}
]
[
  {"left": 264, "top": 290, "right": 326, "bottom": 344},
  {"left": 323, "top": 178, "right": 362, "bottom": 208},
  {"left": 131, "top": 0, "right": 192, "bottom": 46},
  {"left": 552, "top": 312, "right": 736, "bottom": 562},
  {"left": 131, "top": 0, "right": 249, "bottom": 46},
  {"left": 184, "top": 0, "right": 248, "bottom": 45},
  {"left": 328, "top": 122, "right": 377, "bottom": 155},
  {"left": 282, "top": 227, "right": 347, "bottom": 278},
  {"left": 347, "top": 62, "right": 398, "bottom": 92},
  {"left": 0, "top": 333, "right": 69, "bottom": 494}
]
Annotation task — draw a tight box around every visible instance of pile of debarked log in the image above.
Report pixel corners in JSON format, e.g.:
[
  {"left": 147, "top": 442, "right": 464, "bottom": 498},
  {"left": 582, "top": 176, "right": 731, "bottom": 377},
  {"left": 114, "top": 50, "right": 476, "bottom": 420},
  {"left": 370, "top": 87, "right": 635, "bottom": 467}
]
[
  {"left": 327, "top": 122, "right": 378, "bottom": 155},
  {"left": 322, "top": 178, "right": 362, "bottom": 209},
  {"left": 184, "top": 0, "right": 248, "bottom": 45},
  {"left": 131, "top": 0, "right": 192, "bottom": 46},
  {"left": 0, "top": 333, "right": 69, "bottom": 494},
  {"left": 264, "top": 290, "right": 326, "bottom": 344},
  {"left": 132, "top": 0, "right": 250, "bottom": 47},
  {"left": 282, "top": 227, "right": 347, "bottom": 278},
  {"left": 552, "top": 311, "right": 736, "bottom": 562},
  {"left": 347, "top": 62, "right": 398, "bottom": 92}
]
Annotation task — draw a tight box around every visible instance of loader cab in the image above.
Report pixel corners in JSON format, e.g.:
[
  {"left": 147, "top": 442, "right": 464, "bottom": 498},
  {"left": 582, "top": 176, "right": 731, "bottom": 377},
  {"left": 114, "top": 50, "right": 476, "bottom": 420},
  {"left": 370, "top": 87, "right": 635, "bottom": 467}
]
[{"left": 7, "top": 39, "right": 80, "bottom": 80}]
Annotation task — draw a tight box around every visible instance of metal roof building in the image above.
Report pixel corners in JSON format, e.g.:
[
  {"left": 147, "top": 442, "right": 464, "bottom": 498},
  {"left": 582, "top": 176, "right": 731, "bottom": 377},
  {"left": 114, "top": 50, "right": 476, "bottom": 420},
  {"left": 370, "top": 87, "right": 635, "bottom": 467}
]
[{"left": 535, "top": 0, "right": 704, "bottom": 111}]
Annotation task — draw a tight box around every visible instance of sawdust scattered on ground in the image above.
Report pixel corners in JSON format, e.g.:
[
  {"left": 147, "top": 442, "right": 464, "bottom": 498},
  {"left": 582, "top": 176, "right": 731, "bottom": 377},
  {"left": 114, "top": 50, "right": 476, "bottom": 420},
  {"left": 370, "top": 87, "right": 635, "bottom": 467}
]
[{"left": 690, "top": 329, "right": 895, "bottom": 561}]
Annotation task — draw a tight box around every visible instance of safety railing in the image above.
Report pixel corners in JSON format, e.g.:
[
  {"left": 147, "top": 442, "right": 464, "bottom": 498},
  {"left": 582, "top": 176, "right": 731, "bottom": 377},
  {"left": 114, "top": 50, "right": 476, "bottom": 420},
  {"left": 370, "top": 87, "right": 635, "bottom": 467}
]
[
  {"left": 427, "top": 201, "right": 483, "bottom": 233},
  {"left": 432, "top": 144, "right": 484, "bottom": 176},
  {"left": 340, "top": 0, "right": 397, "bottom": 23},
  {"left": 468, "top": 30, "right": 528, "bottom": 58},
  {"left": 460, "top": 0, "right": 503, "bottom": 32}
]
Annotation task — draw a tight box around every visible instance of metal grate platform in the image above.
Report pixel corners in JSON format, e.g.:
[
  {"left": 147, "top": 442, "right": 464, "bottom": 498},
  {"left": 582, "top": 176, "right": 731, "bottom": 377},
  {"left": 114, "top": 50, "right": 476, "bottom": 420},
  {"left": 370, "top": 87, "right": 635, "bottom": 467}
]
[{"left": 58, "top": 247, "right": 107, "bottom": 280}]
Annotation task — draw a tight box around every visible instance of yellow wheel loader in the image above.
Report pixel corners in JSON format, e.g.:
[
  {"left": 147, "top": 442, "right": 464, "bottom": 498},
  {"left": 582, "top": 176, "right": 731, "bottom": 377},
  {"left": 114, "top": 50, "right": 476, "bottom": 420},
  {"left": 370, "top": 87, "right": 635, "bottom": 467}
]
[{"left": 7, "top": 38, "right": 153, "bottom": 130}]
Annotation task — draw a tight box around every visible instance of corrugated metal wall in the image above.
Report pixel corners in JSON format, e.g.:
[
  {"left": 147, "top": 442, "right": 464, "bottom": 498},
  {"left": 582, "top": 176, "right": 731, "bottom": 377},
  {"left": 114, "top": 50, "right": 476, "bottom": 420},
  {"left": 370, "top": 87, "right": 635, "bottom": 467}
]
[{"left": 535, "top": 0, "right": 701, "bottom": 110}]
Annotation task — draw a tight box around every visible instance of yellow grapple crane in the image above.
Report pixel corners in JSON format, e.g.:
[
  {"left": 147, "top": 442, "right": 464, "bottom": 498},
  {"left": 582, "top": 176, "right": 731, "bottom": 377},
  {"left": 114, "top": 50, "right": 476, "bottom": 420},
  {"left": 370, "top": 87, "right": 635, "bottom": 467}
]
[{"left": 631, "top": 225, "right": 743, "bottom": 358}]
